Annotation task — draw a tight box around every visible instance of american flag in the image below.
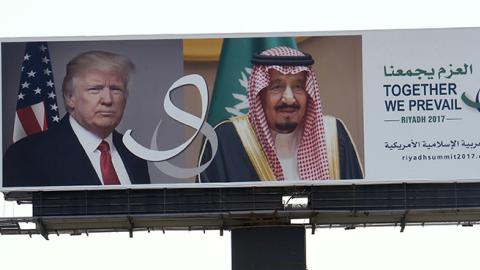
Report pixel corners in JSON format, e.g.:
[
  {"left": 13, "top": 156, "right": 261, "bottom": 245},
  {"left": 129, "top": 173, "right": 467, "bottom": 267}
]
[{"left": 13, "top": 42, "right": 60, "bottom": 142}]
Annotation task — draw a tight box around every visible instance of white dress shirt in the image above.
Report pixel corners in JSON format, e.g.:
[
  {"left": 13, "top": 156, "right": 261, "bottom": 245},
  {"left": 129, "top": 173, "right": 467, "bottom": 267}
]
[
  {"left": 272, "top": 128, "right": 302, "bottom": 181},
  {"left": 69, "top": 116, "right": 132, "bottom": 185}
]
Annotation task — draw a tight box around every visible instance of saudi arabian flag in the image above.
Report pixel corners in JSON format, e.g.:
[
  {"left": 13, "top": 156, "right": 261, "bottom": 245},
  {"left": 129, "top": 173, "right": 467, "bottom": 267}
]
[{"left": 207, "top": 37, "right": 298, "bottom": 126}]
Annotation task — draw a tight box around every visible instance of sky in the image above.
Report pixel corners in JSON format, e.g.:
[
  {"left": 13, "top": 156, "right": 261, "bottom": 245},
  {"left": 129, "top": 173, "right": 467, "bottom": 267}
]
[{"left": 1, "top": 1, "right": 480, "bottom": 269}]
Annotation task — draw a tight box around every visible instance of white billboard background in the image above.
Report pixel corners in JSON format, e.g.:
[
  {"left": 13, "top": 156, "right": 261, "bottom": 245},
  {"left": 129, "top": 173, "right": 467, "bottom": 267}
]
[
  {"left": 2, "top": 1, "right": 480, "bottom": 270},
  {"left": 364, "top": 28, "right": 480, "bottom": 180}
]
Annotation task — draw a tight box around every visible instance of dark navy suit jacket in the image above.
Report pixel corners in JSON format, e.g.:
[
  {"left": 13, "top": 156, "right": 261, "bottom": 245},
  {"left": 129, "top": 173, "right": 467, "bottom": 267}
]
[{"left": 3, "top": 115, "right": 150, "bottom": 187}]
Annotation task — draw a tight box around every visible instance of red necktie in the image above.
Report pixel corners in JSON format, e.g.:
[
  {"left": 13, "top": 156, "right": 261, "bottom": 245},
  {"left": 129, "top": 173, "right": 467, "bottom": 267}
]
[{"left": 97, "top": 140, "right": 120, "bottom": 185}]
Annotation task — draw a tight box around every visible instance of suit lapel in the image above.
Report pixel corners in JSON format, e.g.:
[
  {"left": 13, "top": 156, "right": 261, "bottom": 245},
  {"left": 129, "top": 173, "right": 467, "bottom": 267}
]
[
  {"left": 113, "top": 131, "right": 150, "bottom": 184},
  {"left": 56, "top": 116, "right": 102, "bottom": 185},
  {"left": 113, "top": 131, "right": 137, "bottom": 183}
]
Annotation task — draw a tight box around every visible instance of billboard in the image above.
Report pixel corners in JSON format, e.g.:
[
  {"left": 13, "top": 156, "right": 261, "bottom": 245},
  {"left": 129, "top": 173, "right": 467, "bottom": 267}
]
[
  {"left": 0, "top": 28, "right": 478, "bottom": 191},
  {"left": 363, "top": 28, "right": 480, "bottom": 180}
]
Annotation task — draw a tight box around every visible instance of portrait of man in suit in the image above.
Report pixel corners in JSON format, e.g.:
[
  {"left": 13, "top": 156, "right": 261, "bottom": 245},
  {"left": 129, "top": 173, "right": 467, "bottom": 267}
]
[{"left": 3, "top": 50, "right": 150, "bottom": 187}]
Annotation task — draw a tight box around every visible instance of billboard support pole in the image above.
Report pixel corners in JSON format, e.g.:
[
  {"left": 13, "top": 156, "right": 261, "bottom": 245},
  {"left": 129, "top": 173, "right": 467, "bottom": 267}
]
[
  {"left": 128, "top": 216, "right": 134, "bottom": 238},
  {"left": 231, "top": 226, "right": 306, "bottom": 270},
  {"left": 36, "top": 218, "right": 49, "bottom": 240},
  {"left": 400, "top": 211, "right": 408, "bottom": 232}
]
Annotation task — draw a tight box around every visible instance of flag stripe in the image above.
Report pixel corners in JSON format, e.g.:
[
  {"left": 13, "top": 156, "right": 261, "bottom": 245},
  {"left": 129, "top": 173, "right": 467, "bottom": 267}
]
[
  {"left": 30, "top": 101, "right": 46, "bottom": 131},
  {"left": 13, "top": 114, "right": 27, "bottom": 142},
  {"left": 43, "top": 111, "right": 48, "bottom": 130},
  {"left": 16, "top": 105, "right": 43, "bottom": 136}
]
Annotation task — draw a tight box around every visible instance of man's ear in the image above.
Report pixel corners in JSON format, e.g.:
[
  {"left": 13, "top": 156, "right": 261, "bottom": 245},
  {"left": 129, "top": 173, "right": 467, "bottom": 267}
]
[{"left": 64, "top": 93, "right": 75, "bottom": 111}]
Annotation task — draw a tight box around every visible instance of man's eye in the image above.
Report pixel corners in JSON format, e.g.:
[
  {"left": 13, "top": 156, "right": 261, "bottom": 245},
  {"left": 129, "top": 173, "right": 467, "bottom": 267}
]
[
  {"left": 111, "top": 88, "right": 125, "bottom": 95},
  {"left": 88, "top": 87, "right": 101, "bottom": 93},
  {"left": 293, "top": 85, "right": 305, "bottom": 91},
  {"left": 269, "top": 85, "right": 283, "bottom": 92}
]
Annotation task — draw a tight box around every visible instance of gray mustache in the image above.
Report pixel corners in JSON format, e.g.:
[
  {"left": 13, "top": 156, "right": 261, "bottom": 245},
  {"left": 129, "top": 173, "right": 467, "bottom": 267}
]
[{"left": 275, "top": 103, "right": 300, "bottom": 111}]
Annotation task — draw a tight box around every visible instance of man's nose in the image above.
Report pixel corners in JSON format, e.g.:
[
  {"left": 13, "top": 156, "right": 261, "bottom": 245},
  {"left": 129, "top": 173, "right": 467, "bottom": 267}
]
[
  {"left": 100, "top": 88, "right": 113, "bottom": 104},
  {"left": 281, "top": 85, "right": 296, "bottom": 105}
]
